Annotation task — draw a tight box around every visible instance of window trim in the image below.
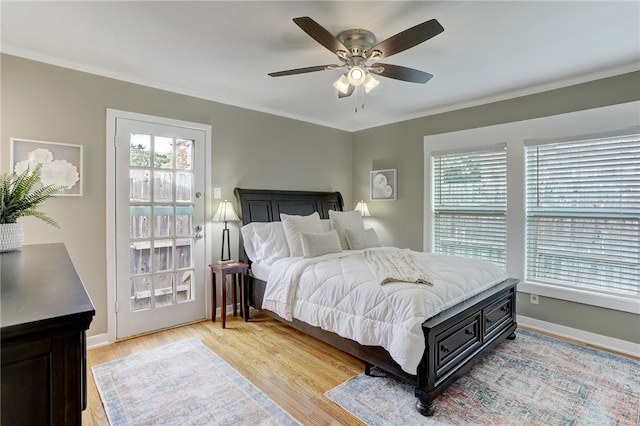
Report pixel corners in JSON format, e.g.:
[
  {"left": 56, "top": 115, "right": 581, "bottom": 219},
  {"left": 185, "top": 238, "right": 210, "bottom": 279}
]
[{"left": 518, "top": 281, "right": 640, "bottom": 314}]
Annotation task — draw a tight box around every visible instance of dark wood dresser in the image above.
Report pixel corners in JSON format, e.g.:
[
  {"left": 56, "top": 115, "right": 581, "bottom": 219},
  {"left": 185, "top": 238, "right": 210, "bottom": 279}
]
[{"left": 1, "top": 243, "right": 95, "bottom": 425}]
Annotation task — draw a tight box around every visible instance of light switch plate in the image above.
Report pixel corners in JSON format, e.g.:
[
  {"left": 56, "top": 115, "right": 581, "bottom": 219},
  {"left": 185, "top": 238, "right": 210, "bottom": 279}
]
[{"left": 214, "top": 187, "right": 221, "bottom": 199}]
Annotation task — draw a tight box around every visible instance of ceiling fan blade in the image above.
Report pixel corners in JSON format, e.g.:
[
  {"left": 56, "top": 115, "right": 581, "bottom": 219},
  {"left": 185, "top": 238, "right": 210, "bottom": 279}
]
[
  {"left": 268, "top": 65, "right": 339, "bottom": 77},
  {"left": 293, "top": 17, "right": 349, "bottom": 56},
  {"left": 338, "top": 84, "right": 355, "bottom": 98},
  {"left": 370, "top": 63, "right": 433, "bottom": 84},
  {"left": 365, "top": 19, "right": 444, "bottom": 60}
]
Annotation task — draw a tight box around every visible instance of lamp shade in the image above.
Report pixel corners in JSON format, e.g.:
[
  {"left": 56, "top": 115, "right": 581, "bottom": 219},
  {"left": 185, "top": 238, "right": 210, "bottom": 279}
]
[
  {"left": 333, "top": 74, "right": 350, "bottom": 94},
  {"left": 363, "top": 73, "right": 380, "bottom": 93},
  {"left": 354, "top": 200, "right": 371, "bottom": 217},
  {"left": 212, "top": 200, "right": 239, "bottom": 222}
]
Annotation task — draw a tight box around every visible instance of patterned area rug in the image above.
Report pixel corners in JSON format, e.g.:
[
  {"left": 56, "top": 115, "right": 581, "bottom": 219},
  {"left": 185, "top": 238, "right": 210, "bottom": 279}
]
[
  {"left": 326, "top": 330, "right": 640, "bottom": 425},
  {"left": 93, "top": 338, "right": 300, "bottom": 425}
]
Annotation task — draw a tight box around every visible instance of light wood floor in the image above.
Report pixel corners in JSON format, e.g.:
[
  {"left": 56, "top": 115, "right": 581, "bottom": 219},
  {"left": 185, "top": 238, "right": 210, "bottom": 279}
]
[
  {"left": 83, "top": 312, "right": 366, "bottom": 426},
  {"left": 83, "top": 312, "right": 638, "bottom": 425}
]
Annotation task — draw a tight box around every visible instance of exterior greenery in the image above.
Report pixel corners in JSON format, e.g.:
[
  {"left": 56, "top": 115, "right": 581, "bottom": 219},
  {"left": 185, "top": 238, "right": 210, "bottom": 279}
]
[{"left": 0, "top": 166, "right": 62, "bottom": 228}]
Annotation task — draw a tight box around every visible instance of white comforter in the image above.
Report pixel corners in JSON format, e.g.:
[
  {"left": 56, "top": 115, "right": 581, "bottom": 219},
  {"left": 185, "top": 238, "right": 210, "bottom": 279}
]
[{"left": 262, "top": 247, "right": 509, "bottom": 374}]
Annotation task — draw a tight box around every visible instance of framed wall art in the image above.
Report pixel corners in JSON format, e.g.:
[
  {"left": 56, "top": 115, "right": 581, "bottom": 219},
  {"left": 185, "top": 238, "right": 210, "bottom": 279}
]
[
  {"left": 370, "top": 169, "right": 397, "bottom": 201},
  {"left": 10, "top": 138, "right": 83, "bottom": 196}
]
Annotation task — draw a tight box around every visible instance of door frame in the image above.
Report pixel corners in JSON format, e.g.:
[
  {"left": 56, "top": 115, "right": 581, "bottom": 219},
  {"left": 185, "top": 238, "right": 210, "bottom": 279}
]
[{"left": 106, "top": 109, "right": 212, "bottom": 344}]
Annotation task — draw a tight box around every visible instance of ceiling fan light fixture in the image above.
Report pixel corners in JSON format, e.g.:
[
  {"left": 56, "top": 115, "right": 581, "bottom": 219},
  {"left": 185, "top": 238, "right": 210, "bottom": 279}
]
[
  {"left": 347, "top": 66, "right": 366, "bottom": 86},
  {"left": 333, "top": 74, "right": 350, "bottom": 94},
  {"left": 363, "top": 73, "right": 380, "bottom": 93}
]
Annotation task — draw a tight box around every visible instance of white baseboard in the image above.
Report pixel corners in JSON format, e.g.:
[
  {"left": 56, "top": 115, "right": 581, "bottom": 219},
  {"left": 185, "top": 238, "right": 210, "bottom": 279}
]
[
  {"left": 86, "top": 303, "right": 240, "bottom": 350},
  {"left": 87, "top": 333, "right": 111, "bottom": 350},
  {"left": 517, "top": 315, "right": 640, "bottom": 358}
]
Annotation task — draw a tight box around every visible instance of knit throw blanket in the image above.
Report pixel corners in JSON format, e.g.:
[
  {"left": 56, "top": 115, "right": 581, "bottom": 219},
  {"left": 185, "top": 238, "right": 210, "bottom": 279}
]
[{"left": 363, "top": 249, "right": 435, "bottom": 285}]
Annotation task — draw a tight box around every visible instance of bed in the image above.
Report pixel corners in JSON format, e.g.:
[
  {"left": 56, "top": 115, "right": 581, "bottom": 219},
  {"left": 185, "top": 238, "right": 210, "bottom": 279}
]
[{"left": 234, "top": 188, "right": 518, "bottom": 416}]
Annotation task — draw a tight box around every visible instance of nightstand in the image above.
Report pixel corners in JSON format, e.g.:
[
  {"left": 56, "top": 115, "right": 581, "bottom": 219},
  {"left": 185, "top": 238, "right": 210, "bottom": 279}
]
[{"left": 209, "top": 262, "right": 248, "bottom": 328}]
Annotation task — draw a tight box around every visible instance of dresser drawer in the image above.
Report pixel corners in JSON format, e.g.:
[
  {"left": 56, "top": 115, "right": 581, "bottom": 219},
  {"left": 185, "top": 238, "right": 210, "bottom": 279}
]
[
  {"left": 435, "top": 313, "right": 482, "bottom": 378},
  {"left": 484, "top": 295, "right": 512, "bottom": 338}
]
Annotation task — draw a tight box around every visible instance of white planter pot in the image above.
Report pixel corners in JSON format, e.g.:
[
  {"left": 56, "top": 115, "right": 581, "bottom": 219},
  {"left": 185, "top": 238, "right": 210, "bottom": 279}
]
[{"left": 0, "top": 223, "right": 24, "bottom": 252}]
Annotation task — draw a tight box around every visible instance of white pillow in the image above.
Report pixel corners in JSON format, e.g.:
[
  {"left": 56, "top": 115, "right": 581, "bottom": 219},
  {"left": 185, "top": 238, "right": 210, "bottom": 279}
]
[
  {"left": 280, "top": 212, "right": 323, "bottom": 257},
  {"left": 240, "top": 222, "right": 290, "bottom": 264},
  {"left": 300, "top": 230, "right": 342, "bottom": 258},
  {"left": 328, "top": 210, "right": 365, "bottom": 250},
  {"left": 320, "top": 219, "right": 332, "bottom": 232},
  {"left": 345, "top": 228, "right": 381, "bottom": 250}
]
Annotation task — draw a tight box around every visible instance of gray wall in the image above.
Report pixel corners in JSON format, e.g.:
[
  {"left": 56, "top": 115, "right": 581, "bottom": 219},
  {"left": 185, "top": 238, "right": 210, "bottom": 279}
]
[
  {"left": 353, "top": 71, "right": 640, "bottom": 344},
  {"left": 0, "top": 54, "right": 353, "bottom": 337}
]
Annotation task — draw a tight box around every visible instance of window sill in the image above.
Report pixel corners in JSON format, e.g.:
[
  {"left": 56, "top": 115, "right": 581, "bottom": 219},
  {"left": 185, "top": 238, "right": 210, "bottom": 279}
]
[{"left": 518, "top": 281, "right": 640, "bottom": 315}]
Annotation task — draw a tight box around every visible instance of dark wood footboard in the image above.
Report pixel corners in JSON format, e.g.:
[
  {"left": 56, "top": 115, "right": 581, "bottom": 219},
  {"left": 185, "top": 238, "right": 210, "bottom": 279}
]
[{"left": 415, "top": 278, "right": 518, "bottom": 415}]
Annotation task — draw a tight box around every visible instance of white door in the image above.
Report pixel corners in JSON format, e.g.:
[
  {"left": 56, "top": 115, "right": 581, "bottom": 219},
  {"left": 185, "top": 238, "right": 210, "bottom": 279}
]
[{"left": 114, "top": 116, "right": 208, "bottom": 339}]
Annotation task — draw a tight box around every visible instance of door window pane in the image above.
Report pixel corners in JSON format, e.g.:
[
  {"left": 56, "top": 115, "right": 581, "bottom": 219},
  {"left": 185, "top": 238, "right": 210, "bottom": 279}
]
[
  {"left": 154, "top": 206, "right": 174, "bottom": 237},
  {"left": 176, "top": 139, "right": 193, "bottom": 170},
  {"left": 176, "top": 270, "right": 193, "bottom": 303},
  {"left": 176, "top": 238, "right": 192, "bottom": 269},
  {"left": 176, "top": 172, "right": 193, "bottom": 202},
  {"left": 130, "top": 170, "right": 151, "bottom": 201},
  {"left": 130, "top": 206, "right": 150, "bottom": 239},
  {"left": 130, "top": 275, "right": 152, "bottom": 311},
  {"left": 130, "top": 242, "right": 150, "bottom": 275},
  {"left": 154, "top": 273, "right": 175, "bottom": 307},
  {"left": 154, "top": 171, "right": 173, "bottom": 201},
  {"left": 130, "top": 134, "right": 151, "bottom": 167},
  {"left": 176, "top": 206, "right": 193, "bottom": 236},
  {"left": 153, "top": 240, "right": 173, "bottom": 272},
  {"left": 154, "top": 136, "right": 174, "bottom": 169}
]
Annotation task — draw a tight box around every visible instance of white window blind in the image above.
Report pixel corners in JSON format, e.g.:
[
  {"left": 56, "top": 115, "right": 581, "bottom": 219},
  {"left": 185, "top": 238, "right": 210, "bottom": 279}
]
[
  {"left": 525, "top": 130, "right": 640, "bottom": 299},
  {"left": 432, "top": 145, "right": 507, "bottom": 267}
]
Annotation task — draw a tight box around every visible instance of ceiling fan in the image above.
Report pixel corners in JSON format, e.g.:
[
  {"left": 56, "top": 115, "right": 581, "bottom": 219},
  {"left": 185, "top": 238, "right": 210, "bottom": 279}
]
[{"left": 268, "top": 16, "right": 444, "bottom": 98}]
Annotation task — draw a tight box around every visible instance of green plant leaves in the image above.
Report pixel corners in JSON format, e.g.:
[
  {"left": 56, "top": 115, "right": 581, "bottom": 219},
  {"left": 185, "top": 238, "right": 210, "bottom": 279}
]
[{"left": 0, "top": 166, "right": 63, "bottom": 228}]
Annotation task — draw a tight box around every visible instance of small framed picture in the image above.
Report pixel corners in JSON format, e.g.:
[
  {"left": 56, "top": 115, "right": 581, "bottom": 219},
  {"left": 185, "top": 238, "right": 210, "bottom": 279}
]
[
  {"left": 370, "top": 169, "right": 397, "bottom": 201},
  {"left": 10, "top": 138, "right": 83, "bottom": 196}
]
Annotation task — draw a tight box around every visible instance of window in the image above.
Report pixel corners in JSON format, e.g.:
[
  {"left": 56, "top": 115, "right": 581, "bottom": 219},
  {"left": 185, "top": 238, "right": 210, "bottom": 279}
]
[
  {"left": 525, "top": 131, "right": 640, "bottom": 299},
  {"left": 432, "top": 145, "right": 507, "bottom": 267}
]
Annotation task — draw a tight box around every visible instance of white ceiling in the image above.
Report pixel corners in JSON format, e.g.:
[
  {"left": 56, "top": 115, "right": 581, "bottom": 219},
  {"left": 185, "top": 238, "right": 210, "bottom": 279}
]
[{"left": 2, "top": 1, "right": 639, "bottom": 132}]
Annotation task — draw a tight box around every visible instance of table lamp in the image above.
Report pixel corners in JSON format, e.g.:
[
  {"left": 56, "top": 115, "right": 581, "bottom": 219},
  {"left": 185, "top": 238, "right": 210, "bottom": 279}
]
[{"left": 212, "top": 200, "right": 240, "bottom": 262}]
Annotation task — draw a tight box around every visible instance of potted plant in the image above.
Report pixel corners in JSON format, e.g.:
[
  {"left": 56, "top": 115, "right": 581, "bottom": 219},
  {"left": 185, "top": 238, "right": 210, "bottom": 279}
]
[{"left": 0, "top": 165, "right": 62, "bottom": 252}]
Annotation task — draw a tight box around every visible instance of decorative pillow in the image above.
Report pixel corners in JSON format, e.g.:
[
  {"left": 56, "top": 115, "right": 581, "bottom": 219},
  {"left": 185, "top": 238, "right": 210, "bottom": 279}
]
[
  {"left": 329, "top": 210, "right": 365, "bottom": 250},
  {"left": 345, "top": 228, "right": 381, "bottom": 250},
  {"left": 240, "top": 222, "right": 290, "bottom": 264},
  {"left": 280, "top": 212, "right": 323, "bottom": 257},
  {"left": 300, "top": 230, "right": 342, "bottom": 258}
]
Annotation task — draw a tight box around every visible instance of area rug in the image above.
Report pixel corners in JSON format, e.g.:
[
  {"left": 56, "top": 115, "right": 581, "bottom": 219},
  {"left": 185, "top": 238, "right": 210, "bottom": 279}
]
[
  {"left": 326, "top": 330, "right": 640, "bottom": 425},
  {"left": 92, "top": 338, "right": 300, "bottom": 425}
]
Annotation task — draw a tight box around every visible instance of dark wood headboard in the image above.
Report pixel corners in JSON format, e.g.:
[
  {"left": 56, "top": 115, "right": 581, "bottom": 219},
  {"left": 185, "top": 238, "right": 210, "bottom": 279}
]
[{"left": 234, "top": 188, "right": 344, "bottom": 226}]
